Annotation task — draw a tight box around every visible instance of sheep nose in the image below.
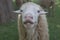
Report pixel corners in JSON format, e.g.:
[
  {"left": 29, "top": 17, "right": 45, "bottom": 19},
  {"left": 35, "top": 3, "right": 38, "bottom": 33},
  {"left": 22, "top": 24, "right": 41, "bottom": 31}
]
[{"left": 25, "top": 16, "right": 33, "bottom": 19}]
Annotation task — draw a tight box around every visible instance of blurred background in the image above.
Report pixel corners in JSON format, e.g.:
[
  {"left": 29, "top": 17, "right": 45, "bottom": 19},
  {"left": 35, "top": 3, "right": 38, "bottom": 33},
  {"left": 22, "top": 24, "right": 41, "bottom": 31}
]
[{"left": 0, "top": 0, "right": 60, "bottom": 40}]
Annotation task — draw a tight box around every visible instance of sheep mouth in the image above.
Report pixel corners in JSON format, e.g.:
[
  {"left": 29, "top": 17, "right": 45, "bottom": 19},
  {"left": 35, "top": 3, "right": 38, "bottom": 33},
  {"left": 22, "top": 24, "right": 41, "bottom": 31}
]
[{"left": 24, "top": 21, "right": 34, "bottom": 24}]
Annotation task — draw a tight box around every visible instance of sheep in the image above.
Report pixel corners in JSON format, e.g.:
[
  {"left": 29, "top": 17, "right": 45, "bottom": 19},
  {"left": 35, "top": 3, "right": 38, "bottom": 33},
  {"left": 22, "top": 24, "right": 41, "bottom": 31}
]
[{"left": 13, "top": 2, "right": 49, "bottom": 40}]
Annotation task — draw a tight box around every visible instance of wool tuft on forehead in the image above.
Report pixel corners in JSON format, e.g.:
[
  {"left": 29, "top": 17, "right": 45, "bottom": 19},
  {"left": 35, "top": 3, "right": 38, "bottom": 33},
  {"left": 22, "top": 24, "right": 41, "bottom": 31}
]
[{"left": 20, "top": 2, "right": 44, "bottom": 11}]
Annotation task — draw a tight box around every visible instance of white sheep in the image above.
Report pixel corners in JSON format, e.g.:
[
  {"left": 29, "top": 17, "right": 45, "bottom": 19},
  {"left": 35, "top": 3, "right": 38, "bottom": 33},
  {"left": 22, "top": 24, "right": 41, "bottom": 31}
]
[{"left": 13, "top": 2, "right": 49, "bottom": 40}]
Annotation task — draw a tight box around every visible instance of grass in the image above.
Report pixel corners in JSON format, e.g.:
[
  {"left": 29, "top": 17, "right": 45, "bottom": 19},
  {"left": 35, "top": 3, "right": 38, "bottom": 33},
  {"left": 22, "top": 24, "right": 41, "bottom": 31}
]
[
  {"left": 47, "top": 6, "right": 60, "bottom": 40},
  {"left": 0, "top": 21, "right": 19, "bottom": 40},
  {"left": 0, "top": 1, "right": 60, "bottom": 40}
]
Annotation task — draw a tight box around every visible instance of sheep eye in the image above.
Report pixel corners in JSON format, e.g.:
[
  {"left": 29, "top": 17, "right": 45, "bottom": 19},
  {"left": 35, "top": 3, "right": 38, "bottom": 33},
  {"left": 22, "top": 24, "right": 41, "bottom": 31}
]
[
  {"left": 20, "top": 10, "right": 23, "bottom": 12},
  {"left": 37, "top": 10, "right": 40, "bottom": 13}
]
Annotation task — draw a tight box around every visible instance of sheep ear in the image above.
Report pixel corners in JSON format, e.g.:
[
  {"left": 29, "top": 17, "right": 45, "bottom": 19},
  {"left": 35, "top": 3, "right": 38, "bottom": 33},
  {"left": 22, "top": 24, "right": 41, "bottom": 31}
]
[
  {"left": 12, "top": 10, "right": 21, "bottom": 14},
  {"left": 39, "top": 11, "right": 48, "bottom": 15}
]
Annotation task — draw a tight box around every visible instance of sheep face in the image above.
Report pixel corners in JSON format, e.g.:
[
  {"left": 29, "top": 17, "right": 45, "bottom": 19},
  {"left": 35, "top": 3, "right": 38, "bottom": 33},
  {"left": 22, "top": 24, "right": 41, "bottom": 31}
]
[{"left": 13, "top": 2, "right": 47, "bottom": 30}]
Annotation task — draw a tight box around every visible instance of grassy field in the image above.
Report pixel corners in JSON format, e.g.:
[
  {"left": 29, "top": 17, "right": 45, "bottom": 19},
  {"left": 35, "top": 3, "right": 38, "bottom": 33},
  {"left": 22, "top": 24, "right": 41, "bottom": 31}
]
[
  {"left": 0, "top": 2, "right": 60, "bottom": 40},
  {"left": 0, "top": 21, "right": 19, "bottom": 40},
  {"left": 48, "top": 6, "right": 60, "bottom": 40}
]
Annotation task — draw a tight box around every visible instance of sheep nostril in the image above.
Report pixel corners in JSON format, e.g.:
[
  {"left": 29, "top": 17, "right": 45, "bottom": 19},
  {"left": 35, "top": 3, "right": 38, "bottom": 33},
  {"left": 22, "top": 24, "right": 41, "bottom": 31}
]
[
  {"left": 30, "top": 16, "right": 33, "bottom": 19},
  {"left": 25, "top": 16, "right": 27, "bottom": 18}
]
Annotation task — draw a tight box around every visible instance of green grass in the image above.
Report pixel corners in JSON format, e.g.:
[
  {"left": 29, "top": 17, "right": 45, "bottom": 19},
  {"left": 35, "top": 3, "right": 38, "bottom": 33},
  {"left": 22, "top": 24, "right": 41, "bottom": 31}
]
[
  {"left": 48, "top": 6, "right": 60, "bottom": 40},
  {"left": 0, "top": 21, "right": 19, "bottom": 40}
]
